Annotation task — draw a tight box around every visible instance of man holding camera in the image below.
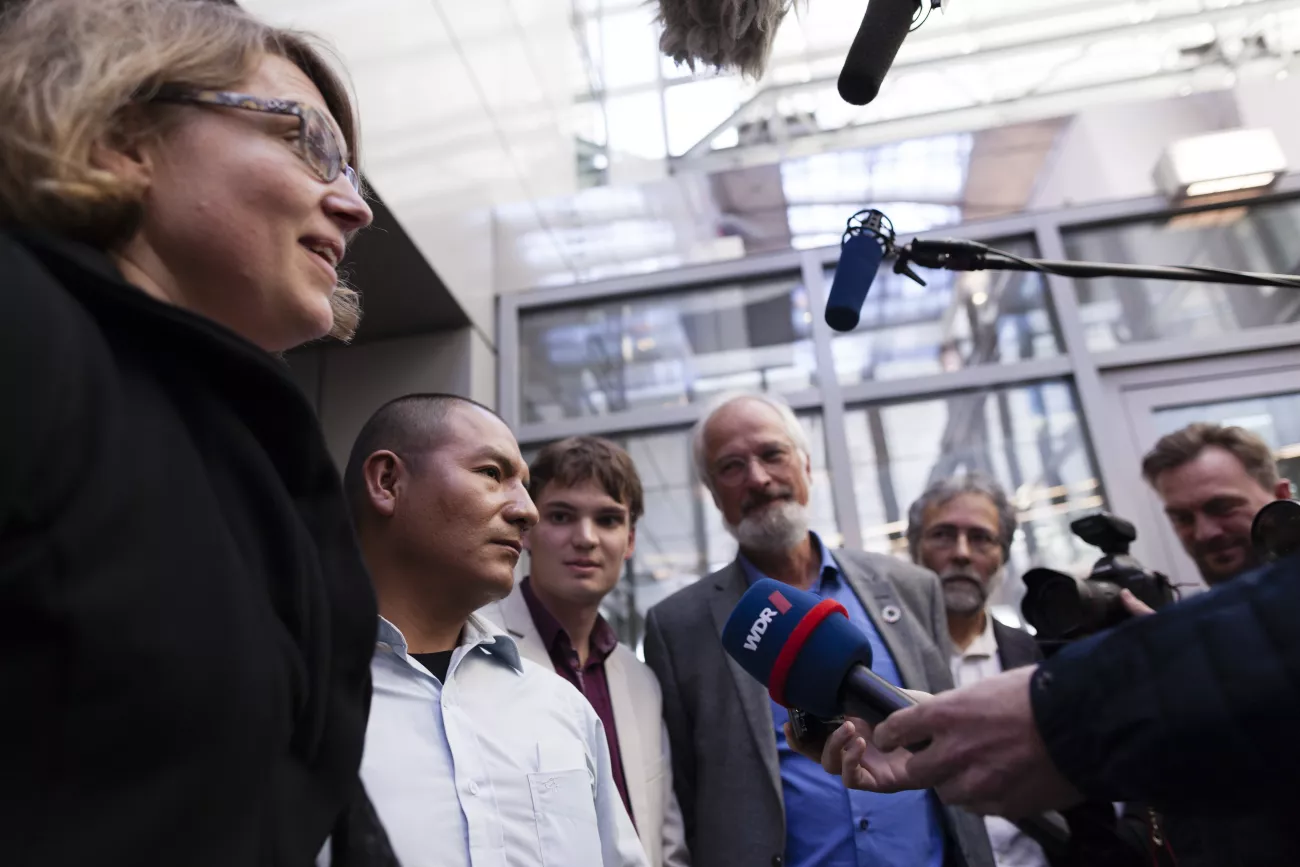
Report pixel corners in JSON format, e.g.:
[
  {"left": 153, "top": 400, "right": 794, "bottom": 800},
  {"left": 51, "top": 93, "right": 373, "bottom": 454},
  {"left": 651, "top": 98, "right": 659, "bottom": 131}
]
[
  {"left": 1142, "top": 422, "right": 1291, "bottom": 586},
  {"left": 1125, "top": 422, "right": 1300, "bottom": 865}
]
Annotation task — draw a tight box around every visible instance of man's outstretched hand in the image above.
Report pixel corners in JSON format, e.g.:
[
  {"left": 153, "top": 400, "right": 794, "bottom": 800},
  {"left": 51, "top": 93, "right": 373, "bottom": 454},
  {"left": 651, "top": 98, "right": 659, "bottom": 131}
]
[
  {"left": 784, "top": 716, "right": 918, "bottom": 793},
  {"left": 785, "top": 666, "right": 1085, "bottom": 818}
]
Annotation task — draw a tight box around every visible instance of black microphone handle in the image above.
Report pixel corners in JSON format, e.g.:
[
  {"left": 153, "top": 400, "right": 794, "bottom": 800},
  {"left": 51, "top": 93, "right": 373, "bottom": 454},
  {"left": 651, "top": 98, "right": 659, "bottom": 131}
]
[
  {"left": 837, "top": 0, "right": 921, "bottom": 106},
  {"left": 839, "top": 664, "right": 931, "bottom": 751}
]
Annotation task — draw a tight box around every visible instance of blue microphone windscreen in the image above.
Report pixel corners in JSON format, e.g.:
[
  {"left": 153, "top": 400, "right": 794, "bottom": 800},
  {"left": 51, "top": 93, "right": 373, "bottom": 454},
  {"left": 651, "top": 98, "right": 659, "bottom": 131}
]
[
  {"left": 825, "top": 232, "right": 885, "bottom": 333},
  {"left": 722, "top": 578, "right": 874, "bottom": 719}
]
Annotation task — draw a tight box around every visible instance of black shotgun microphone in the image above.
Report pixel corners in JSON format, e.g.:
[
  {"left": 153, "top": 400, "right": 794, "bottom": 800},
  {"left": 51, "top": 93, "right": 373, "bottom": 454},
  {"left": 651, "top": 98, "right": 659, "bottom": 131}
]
[{"left": 838, "top": 0, "right": 921, "bottom": 105}]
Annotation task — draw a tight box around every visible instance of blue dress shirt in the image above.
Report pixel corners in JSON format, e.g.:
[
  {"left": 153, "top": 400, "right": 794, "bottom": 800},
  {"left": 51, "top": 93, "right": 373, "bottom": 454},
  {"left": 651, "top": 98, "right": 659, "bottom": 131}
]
[{"left": 738, "top": 533, "right": 946, "bottom": 867}]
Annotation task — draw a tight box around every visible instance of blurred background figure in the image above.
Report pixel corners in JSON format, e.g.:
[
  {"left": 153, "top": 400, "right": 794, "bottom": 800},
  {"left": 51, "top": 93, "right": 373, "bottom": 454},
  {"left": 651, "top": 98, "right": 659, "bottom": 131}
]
[
  {"left": 907, "top": 475, "right": 1143, "bottom": 867},
  {"left": 0, "top": 0, "right": 381, "bottom": 863}
]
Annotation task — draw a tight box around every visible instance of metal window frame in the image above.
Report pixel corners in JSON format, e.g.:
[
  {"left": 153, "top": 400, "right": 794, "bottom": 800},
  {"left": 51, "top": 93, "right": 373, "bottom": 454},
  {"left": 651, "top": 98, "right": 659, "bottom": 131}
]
[{"left": 498, "top": 177, "right": 1300, "bottom": 573}]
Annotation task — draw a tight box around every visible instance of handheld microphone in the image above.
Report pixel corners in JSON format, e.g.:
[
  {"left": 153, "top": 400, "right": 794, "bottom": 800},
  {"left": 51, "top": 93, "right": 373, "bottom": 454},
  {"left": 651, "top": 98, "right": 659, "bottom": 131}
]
[
  {"left": 838, "top": 0, "right": 921, "bottom": 105},
  {"left": 721, "top": 577, "right": 1067, "bottom": 847},
  {"left": 720, "top": 578, "right": 921, "bottom": 730}
]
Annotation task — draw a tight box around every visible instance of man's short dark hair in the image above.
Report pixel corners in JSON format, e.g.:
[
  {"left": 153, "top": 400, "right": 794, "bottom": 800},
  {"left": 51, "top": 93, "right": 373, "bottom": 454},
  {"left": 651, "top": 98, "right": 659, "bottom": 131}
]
[
  {"left": 528, "top": 436, "right": 644, "bottom": 524},
  {"left": 1142, "top": 422, "right": 1279, "bottom": 491},
  {"left": 342, "top": 393, "right": 500, "bottom": 522}
]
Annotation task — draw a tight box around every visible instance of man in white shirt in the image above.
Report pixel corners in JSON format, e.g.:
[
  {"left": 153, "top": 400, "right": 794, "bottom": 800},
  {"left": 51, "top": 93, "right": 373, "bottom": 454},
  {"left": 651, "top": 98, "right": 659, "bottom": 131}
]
[{"left": 340, "top": 393, "right": 647, "bottom": 867}]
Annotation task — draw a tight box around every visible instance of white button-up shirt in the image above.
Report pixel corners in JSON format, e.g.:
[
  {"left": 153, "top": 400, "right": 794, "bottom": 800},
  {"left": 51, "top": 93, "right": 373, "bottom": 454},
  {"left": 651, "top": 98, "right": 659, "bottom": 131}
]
[
  {"left": 359, "top": 614, "right": 647, "bottom": 867},
  {"left": 950, "top": 615, "right": 1050, "bottom": 867}
]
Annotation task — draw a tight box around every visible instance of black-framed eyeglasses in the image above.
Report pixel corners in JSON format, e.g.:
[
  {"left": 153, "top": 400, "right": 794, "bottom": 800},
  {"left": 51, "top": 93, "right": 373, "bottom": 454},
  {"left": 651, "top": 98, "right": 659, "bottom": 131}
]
[{"left": 151, "top": 87, "right": 359, "bottom": 192}]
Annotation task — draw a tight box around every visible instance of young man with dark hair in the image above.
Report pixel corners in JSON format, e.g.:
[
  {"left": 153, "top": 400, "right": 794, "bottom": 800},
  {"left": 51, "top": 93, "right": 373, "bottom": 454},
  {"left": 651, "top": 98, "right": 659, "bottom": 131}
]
[
  {"left": 481, "top": 436, "right": 690, "bottom": 867},
  {"left": 340, "top": 396, "right": 647, "bottom": 867}
]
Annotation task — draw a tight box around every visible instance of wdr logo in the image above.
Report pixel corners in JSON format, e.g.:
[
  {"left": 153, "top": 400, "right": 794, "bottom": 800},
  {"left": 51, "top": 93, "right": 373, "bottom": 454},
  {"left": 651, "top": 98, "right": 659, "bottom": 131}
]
[{"left": 743, "top": 590, "right": 791, "bottom": 652}]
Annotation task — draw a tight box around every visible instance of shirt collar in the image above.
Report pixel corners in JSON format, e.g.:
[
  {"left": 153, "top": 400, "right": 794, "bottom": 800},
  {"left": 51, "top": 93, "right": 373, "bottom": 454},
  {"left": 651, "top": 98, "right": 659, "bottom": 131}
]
[
  {"left": 375, "top": 614, "right": 523, "bottom": 673},
  {"left": 957, "top": 613, "right": 999, "bottom": 662},
  {"left": 520, "top": 576, "right": 619, "bottom": 664},
  {"left": 738, "top": 531, "right": 840, "bottom": 592}
]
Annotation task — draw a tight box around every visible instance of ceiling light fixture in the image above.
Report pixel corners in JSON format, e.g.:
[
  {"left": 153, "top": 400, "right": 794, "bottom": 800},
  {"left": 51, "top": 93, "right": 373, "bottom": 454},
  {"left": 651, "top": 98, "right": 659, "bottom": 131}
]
[{"left": 1154, "top": 128, "right": 1287, "bottom": 202}]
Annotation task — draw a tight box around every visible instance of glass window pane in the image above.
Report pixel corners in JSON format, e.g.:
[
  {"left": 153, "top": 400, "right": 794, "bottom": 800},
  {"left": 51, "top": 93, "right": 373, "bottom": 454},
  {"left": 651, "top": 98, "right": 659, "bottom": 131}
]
[
  {"left": 1063, "top": 198, "right": 1300, "bottom": 351},
  {"left": 598, "top": 8, "right": 661, "bottom": 90},
  {"left": 664, "top": 77, "right": 743, "bottom": 157},
  {"left": 1151, "top": 391, "right": 1300, "bottom": 492},
  {"left": 519, "top": 275, "right": 817, "bottom": 423},
  {"left": 605, "top": 91, "right": 667, "bottom": 160},
  {"left": 844, "top": 380, "right": 1104, "bottom": 618},
  {"left": 522, "top": 415, "right": 838, "bottom": 650},
  {"left": 828, "top": 236, "right": 1061, "bottom": 386}
]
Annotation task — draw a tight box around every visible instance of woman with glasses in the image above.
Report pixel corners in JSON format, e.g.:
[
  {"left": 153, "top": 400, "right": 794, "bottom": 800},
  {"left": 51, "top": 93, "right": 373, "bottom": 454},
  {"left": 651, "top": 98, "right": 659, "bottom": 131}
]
[{"left": 0, "top": 0, "right": 388, "bottom": 863}]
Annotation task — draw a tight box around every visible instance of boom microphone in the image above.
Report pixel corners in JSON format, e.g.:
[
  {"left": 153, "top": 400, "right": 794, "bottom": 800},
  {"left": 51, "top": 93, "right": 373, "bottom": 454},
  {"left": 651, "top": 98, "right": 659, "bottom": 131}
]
[
  {"left": 826, "top": 231, "right": 886, "bottom": 332},
  {"left": 838, "top": 0, "right": 921, "bottom": 105},
  {"left": 825, "top": 208, "right": 897, "bottom": 332},
  {"left": 721, "top": 577, "right": 918, "bottom": 727}
]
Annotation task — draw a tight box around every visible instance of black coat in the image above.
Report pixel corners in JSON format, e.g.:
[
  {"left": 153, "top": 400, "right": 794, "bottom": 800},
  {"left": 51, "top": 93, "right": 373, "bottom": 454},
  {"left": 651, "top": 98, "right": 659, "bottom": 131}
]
[
  {"left": 1033, "top": 554, "right": 1300, "bottom": 865},
  {"left": 0, "top": 229, "right": 381, "bottom": 865}
]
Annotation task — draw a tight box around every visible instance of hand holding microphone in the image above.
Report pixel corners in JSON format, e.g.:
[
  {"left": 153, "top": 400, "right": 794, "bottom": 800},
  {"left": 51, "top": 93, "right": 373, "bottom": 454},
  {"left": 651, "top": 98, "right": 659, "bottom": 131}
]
[
  {"left": 786, "top": 713, "right": 924, "bottom": 794},
  {"left": 720, "top": 578, "right": 932, "bottom": 775},
  {"left": 721, "top": 577, "right": 1082, "bottom": 817}
]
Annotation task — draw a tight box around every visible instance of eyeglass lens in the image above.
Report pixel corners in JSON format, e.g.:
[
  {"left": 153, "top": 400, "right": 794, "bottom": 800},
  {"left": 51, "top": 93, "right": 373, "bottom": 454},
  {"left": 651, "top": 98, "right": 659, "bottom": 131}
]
[{"left": 302, "top": 108, "right": 358, "bottom": 191}]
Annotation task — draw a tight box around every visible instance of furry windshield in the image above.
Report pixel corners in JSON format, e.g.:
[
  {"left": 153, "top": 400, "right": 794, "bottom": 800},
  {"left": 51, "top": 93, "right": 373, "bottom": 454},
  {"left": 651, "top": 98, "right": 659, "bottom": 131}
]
[{"left": 655, "top": 0, "right": 796, "bottom": 79}]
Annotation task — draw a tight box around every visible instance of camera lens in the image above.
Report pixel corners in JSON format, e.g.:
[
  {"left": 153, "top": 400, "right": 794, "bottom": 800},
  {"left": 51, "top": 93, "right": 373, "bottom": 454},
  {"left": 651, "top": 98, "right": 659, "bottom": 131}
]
[
  {"left": 1032, "top": 576, "right": 1084, "bottom": 638},
  {"left": 1252, "top": 499, "right": 1300, "bottom": 562},
  {"left": 1023, "top": 567, "right": 1126, "bottom": 640}
]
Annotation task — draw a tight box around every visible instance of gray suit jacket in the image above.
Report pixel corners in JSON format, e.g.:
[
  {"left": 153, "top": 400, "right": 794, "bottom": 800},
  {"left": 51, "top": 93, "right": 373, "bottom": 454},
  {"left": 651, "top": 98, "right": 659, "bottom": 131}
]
[{"left": 643, "top": 547, "right": 996, "bottom": 867}]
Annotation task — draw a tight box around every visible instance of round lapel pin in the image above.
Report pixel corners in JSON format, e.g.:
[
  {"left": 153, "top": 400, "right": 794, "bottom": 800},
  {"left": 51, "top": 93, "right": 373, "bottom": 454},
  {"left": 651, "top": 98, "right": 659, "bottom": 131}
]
[{"left": 881, "top": 604, "right": 902, "bottom": 624}]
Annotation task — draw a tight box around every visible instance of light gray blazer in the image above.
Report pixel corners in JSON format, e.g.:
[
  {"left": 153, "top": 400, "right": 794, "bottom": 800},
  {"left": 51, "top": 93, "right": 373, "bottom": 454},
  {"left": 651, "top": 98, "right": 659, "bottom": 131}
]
[
  {"left": 480, "top": 586, "right": 691, "bottom": 867},
  {"left": 642, "top": 547, "right": 996, "bottom": 867}
]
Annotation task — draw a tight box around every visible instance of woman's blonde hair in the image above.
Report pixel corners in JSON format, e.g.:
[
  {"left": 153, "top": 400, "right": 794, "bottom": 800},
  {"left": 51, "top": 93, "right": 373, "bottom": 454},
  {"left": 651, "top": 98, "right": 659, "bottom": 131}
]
[{"left": 0, "top": 0, "right": 363, "bottom": 341}]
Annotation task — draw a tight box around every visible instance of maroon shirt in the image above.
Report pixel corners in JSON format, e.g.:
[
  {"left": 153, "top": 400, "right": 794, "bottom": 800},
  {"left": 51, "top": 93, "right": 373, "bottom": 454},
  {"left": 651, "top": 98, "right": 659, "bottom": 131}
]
[{"left": 520, "top": 577, "right": 635, "bottom": 826}]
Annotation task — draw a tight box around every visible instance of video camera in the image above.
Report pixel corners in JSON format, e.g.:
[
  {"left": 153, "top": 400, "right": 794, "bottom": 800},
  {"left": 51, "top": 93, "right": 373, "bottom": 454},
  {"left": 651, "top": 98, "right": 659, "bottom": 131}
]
[{"left": 1020, "top": 512, "right": 1175, "bottom": 645}]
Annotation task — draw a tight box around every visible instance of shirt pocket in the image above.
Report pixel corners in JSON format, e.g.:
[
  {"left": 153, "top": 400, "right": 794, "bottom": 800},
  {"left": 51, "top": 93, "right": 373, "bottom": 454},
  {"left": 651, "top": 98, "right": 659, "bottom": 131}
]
[{"left": 528, "top": 768, "right": 603, "bottom": 867}]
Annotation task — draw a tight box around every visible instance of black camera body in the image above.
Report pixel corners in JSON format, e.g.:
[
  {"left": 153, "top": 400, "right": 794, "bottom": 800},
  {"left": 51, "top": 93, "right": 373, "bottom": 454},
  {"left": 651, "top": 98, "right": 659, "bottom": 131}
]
[
  {"left": 1021, "top": 513, "right": 1175, "bottom": 644},
  {"left": 1252, "top": 499, "right": 1300, "bottom": 564}
]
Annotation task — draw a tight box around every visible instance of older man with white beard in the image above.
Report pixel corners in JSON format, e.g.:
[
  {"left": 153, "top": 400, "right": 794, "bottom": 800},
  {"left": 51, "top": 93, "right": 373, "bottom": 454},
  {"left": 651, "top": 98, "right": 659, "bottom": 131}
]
[{"left": 642, "top": 392, "right": 995, "bottom": 867}]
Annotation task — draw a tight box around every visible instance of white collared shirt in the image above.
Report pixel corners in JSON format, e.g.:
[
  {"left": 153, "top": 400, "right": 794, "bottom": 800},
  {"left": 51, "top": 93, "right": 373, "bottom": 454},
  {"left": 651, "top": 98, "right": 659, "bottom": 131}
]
[
  {"left": 949, "top": 611, "right": 1002, "bottom": 689},
  {"left": 950, "top": 614, "right": 1050, "bottom": 867},
  {"left": 358, "top": 614, "right": 647, "bottom": 867}
]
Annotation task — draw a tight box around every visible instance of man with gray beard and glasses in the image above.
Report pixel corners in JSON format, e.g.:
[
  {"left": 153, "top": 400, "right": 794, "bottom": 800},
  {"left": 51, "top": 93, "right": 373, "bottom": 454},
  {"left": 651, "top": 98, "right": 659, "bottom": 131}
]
[
  {"left": 642, "top": 392, "right": 995, "bottom": 867},
  {"left": 906, "top": 474, "right": 1143, "bottom": 867}
]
